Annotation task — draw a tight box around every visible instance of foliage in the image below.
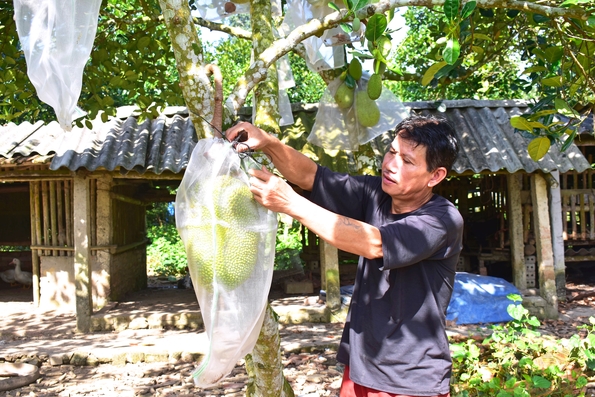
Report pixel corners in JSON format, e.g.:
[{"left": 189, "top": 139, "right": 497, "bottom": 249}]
[
  {"left": 146, "top": 203, "right": 304, "bottom": 276},
  {"left": 450, "top": 294, "right": 592, "bottom": 396},
  {"left": 275, "top": 218, "right": 304, "bottom": 271},
  {"left": 388, "top": 8, "right": 535, "bottom": 102},
  {"left": 146, "top": 202, "right": 187, "bottom": 276}
]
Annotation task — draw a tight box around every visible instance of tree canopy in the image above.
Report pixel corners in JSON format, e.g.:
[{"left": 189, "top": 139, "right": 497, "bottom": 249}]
[{"left": 0, "top": 0, "right": 594, "bottom": 160}]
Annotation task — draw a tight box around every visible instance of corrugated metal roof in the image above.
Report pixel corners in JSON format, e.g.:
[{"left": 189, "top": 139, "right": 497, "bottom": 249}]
[
  {"left": 405, "top": 99, "right": 592, "bottom": 174},
  {"left": 0, "top": 100, "right": 591, "bottom": 175}
]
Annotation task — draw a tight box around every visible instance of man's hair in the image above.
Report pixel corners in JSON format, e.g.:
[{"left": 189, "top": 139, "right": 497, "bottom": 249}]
[{"left": 392, "top": 115, "right": 460, "bottom": 172}]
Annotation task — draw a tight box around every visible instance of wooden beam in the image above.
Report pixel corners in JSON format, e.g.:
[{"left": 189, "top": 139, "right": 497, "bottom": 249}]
[
  {"left": 547, "top": 171, "right": 565, "bottom": 299},
  {"left": 73, "top": 174, "right": 92, "bottom": 333},
  {"left": 507, "top": 173, "right": 526, "bottom": 290},
  {"left": 530, "top": 172, "right": 559, "bottom": 319}
]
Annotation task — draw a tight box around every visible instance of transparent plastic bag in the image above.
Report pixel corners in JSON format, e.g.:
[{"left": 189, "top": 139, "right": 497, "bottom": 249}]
[
  {"left": 280, "top": 0, "right": 345, "bottom": 71},
  {"left": 13, "top": 0, "right": 101, "bottom": 131},
  {"left": 192, "top": 0, "right": 281, "bottom": 21},
  {"left": 308, "top": 76, "right": 410, "bottom": 151},
  {"left": 175, "top": 138, "right": 278, "bottom": 387}
]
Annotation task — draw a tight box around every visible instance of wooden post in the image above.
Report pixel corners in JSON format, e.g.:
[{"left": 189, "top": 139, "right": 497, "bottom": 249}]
[
  {"left": 507, "top": 173, "right": 526, "bottom": 289},
  {"left": 29, "top": 181, "right": 41, "bottom": 306},
  {"left": 530, "top": 173, "right": 559, "bottom": 319},
  {"left": 73, "top": 174, "right": 92, "bottom": 333},
  {"left": 95, "top": 175, "right": 113, "bottom": 308},
  {"left": 320, "top": 240, "right": 341, "bottom": 311},
  {"left": 547, "top": 171, "right": 566, "bottom": 300}
]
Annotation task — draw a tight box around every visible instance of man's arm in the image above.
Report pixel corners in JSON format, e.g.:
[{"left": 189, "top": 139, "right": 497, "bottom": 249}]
[
  {"left": 248, "top": 167, "right": 383, "bottom": 259},
  {"left": 225, "top": 122, "right": 317, "bottom": 191}
]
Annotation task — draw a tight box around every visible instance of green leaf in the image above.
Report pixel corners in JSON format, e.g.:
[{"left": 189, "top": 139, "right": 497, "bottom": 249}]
[
  {"left": 461, "top": 1, "right": 476, "bottom": 19},
  {"left": 340, "top": 22, "right": 353, "bottom": 33},
  {"left": 443, "top": 36, "right": 461, "bottom": 65},
  {"left": 544, "top": 46, "right": 564, "bottom": 64},
  {"left": 588, "top": 15, "right": 595, "bottom": 27},
  {"left": 328, "top": 2, "right": 341, "bottom": 11},
  {"left": 137, "top": 36, "right": 151, "bottom": 50},
  {"left": 344, "top": 0, "right": 354, "bottom": 11},
  {"left": 353, "top": 0, "right": 368, "bottom": 11},
  {"left": 507, "top": 9, "right": 520, "bottom": 18},
  {"left": 510, "top": 115, "right": 533, "bottom": 132},
  {"left": 365, "top": 14, "right": 388, "bottom": 42},
  {"left": 471, "top": 46, "right": 484, "bottom": 55},
  {"left": 555, "top": 98, "right": 579, "bottom": 118},
  {"left": 444, "top": 0, "right": 460, "bottom": 21},
  {"left": 422, "top": 61, "right": 448, "bottom": 86},
  {"left": 532, "top": 376, "right": 551, "bottom": 389},
  {"left": 542, "top": 76, "right": 563, "bottom": 87},
  {"left": 522, "top": 66, "right": 548, "bottom": 74},
  {"left": 473, "top": 33, "right": 492, "bottom": 41},
  {"left": 528, "top": 137, "right": 551, "bottom": 161}
]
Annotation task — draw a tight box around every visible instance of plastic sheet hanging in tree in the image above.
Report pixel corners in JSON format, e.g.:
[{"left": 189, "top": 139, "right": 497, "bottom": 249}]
[
  {"left": 13, "top": 0, "right": 102, "bottom": 131},
  {"left": 280, "top": 0, "right": 348, "bottom": 72},
  {"left": 308, "top": 76, "right": 411, "bottom": 151},
  {"left": 175, "top": 138, "right": 278, "bottom": 387},
  {"left": 192, "top": 0, "right": 281, "bottom": 22}
]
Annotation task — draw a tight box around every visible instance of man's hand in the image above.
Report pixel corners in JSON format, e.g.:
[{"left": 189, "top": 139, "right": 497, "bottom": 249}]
[
  {"left": 247, "top": 167, "right": 296, "bottom": 214},
  {"left": 225, "top": 122, "right": 275, "bottom": 154}
]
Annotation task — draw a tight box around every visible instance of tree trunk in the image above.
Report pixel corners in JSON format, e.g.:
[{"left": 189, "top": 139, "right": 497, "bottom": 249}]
[{"left": 245, "top": 305, "right": 294, "bottom": 397}]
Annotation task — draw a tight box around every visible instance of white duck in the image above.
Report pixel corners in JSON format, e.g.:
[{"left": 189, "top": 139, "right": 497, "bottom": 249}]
[
  {"left": 10, "top": 258, "right": 33, "bottom": 288},
  {"left": 0, "top": 267, "right": 16, "bottom": 285}
]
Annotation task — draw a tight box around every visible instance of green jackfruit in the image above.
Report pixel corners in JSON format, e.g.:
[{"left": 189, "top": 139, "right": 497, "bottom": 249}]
[
  {"left": 348, "top": 58, "right": 362, "bottom": 80},
  {"left": 356, "top": 91, "right": 380, "bottom": 127},
  {"left": 352, "top": 17, "right": 361, "bottom": 32},
  {"left": 184, "top": 175, "right": 261, "bottom": 290},
  {"left": 367, "top": 74, "right": 383, "bottom": 100},
  {"left": 334, "top": 82, "right": 355, "bottom": 109}
]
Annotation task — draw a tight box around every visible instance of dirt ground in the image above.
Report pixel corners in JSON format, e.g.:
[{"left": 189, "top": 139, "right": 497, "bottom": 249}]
[{"left": 1, "top": 277, "right": 595, "bottom": 397}]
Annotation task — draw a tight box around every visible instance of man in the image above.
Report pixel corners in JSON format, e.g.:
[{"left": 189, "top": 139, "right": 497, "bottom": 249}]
[{"left": 225, "top": 115, "right": 463, "bottom": 397}]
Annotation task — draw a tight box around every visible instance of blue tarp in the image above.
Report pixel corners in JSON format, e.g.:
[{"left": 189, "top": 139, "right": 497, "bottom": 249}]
[{"left": 446, "top": 272, "right": 521, "bottom": 325}]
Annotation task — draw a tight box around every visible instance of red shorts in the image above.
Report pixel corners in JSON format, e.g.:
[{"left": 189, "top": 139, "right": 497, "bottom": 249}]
[{"left": 339, "top": 366, "right": 450, "bottom": 397}]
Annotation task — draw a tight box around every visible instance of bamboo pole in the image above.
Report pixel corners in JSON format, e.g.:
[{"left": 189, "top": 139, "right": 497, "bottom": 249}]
[
  {"left": 56, "top": 181, "right": 65, "bottom": 256},
  {"left": 49, "top": 181, "right": 58, "bottom": 256},
  {"left": 65, "top": 180, "right": 72, "bottom": 257},
  {"left": 580, "top": 192, "right": 586, "bottom": 240},
  {"left": 29, "top": 181, "right": 40, "bottom": 306},
  {"left": 42, "top": 181, "right": 50, "bottom": 256}
]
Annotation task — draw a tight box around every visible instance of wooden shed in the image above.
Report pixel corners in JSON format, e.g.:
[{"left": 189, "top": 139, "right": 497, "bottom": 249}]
[{"left": 0, "top": 100, "right": 591, "bottom": 328}]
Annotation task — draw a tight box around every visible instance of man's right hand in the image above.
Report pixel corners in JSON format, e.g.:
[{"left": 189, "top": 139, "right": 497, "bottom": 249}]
[{"left": 225, "top": 122, "right": 275, "bottom": 154}]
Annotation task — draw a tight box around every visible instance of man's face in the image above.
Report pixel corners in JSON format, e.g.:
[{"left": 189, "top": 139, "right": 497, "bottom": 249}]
[{"left": 381, "top": 134, "right": 434, "bottom": 199}]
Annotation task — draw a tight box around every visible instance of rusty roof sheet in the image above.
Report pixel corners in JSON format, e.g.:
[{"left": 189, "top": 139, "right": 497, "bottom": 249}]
[{"left": 0, "top": 100, "right": 591, "bottom": 175}]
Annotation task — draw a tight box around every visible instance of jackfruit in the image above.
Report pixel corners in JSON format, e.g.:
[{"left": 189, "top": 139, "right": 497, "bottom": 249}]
[
  {"left": 348, "top": 58, "right": 362, "bottom": 80},
  {"left": 352, "top": 17, "right": 361, "bottom": 32},
  {"left": 367, "top": 74, "right": 383, "bottom": 100},
  {"left": 184, "top": 175, "right": 261, "bottom": 290},
  {"left": 334, "top": 82, "right": 355, "bottom": 109},
  {"left": 377, "top": 36, "right": 392, "bottom": 58},
  {"left": 356, "top": 91, "right": 380, "bottom": 127}
]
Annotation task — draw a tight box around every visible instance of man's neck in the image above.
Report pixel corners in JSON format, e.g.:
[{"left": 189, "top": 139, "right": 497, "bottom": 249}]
[{"left": 391, "top": 192, "right": 434, "bottom": 214}]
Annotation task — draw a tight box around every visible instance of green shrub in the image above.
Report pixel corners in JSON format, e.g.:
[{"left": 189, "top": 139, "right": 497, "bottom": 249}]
[
  {"left": 450, "top": 294, "right": 591, "bottom": 396},
  {"left": 275, "top": 219, "right": 304, "bottom": 271}
]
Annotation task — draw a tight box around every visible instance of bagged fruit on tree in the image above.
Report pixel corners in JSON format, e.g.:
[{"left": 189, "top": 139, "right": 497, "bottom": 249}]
[
  {"left": 175, "top": 138, "right": 278, "bottom": 387},
  {"left": 308, "top": 75, "right": 410, "bottom": 151}
]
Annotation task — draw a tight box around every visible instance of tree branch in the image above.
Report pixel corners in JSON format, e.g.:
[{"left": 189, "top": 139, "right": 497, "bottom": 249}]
[
  {"left": 226, "top": 0, "right": 591, "bottom": 112},
  {"left": 193, "top": 16, "right": 252, "bottom": 40}
]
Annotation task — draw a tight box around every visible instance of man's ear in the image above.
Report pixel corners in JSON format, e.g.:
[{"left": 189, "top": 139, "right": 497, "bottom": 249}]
[{"left": 428, "top": 167, "right": 448, "bottom": 188}]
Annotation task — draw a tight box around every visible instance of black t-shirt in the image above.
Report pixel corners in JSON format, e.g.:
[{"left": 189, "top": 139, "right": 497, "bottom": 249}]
[{"left": 309, "top": 165, "right": 464, "bottom": 396}]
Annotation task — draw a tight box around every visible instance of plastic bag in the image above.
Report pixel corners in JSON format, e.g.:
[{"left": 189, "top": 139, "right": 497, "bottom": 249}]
[
  {"left": 13, "top": 0, "right": 102, "bottom": 131},
  {"left": 280, "top": 0, "right": 345, "bottom": 71},
  {"left": 192, "top": 0, "right": 281, "bottom": 21},
  {"left": 175, "top": 138, "right": 278, "bottom": 387},
  {"left": 307, "top": 76, "right": 411, "bottom": 151}
]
